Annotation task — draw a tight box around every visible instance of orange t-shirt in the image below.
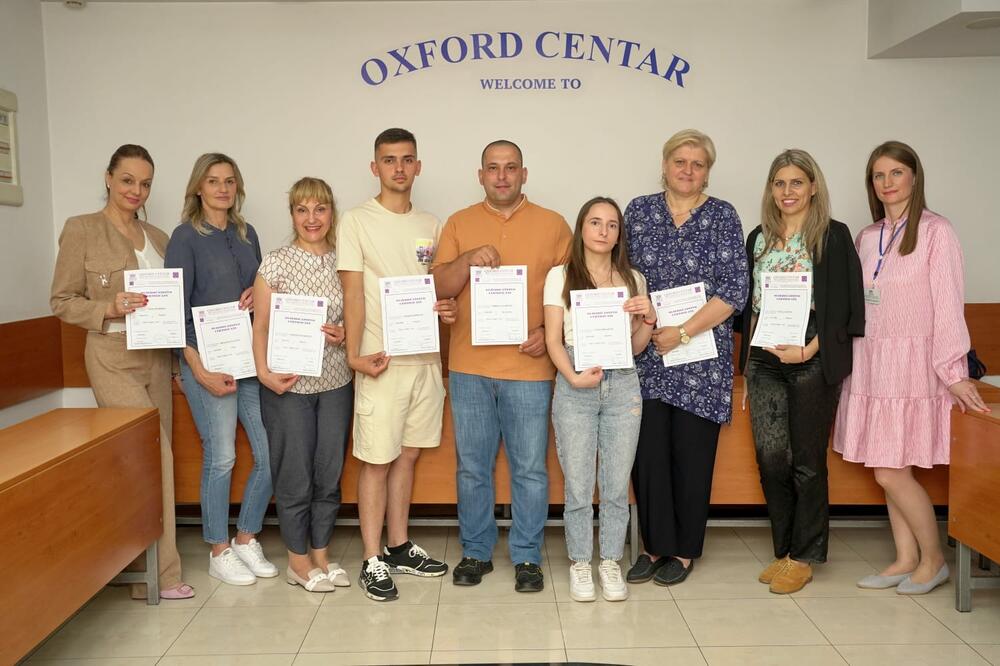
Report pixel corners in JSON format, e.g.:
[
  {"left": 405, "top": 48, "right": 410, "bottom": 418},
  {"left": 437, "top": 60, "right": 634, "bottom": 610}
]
[{"left": 432, "top": 198, "right": 572, "bottom": 381}]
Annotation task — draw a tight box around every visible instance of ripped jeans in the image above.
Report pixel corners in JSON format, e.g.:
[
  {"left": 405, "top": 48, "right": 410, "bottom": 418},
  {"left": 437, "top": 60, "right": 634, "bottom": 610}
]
[{"left": 552, "top": 346, "right": 642, "bottom": 562}]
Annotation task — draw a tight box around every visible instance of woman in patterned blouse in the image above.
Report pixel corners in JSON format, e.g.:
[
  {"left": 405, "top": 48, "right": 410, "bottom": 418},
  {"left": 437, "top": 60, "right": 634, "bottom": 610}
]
[
  {"left": 251, "top": 177, "right": 354, "bottom": 593},
  {"left": 624, "top": 129, "right": 749, "bottom": 587}
]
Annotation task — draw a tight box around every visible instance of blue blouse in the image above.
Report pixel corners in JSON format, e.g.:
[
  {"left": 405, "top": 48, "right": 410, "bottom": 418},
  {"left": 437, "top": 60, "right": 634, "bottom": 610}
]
[
  {"left": 624, "top": 193, "right": 749, "bottom": 424},
  {"left": 164, "top": 221, "right": 262, "bottom": 351}
]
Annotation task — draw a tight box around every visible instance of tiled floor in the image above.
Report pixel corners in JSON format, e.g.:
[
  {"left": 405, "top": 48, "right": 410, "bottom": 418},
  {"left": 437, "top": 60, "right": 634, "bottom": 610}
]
[{"left": 25, "top": 524, "right": 1000, "bottom": 665}]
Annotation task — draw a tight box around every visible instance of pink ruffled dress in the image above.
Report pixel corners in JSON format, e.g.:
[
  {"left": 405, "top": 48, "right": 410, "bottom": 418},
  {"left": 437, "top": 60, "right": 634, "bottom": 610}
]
[{"left": 833, "top": 210, "right": 970, "bottom": 469}]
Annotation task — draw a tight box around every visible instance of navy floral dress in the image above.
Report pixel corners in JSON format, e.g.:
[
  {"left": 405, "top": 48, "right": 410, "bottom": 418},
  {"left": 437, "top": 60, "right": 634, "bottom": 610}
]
[{"left": 624, "top": 193, "right": 749, "bottom": 424}]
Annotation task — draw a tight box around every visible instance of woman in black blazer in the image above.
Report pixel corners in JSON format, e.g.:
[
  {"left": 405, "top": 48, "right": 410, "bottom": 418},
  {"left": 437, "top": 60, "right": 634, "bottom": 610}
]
[{"left": 737, "top": 149, "right": 864, "bottom": 594}]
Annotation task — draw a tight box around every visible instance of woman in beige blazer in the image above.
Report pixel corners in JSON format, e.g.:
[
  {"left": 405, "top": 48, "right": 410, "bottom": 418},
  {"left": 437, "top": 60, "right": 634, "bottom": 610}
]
[{"left": 50, "top": 144, "right": 193, "bottom": 600}]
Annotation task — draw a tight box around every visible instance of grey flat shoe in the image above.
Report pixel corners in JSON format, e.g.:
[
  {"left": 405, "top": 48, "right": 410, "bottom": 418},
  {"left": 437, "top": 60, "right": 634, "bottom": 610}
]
[
  {"left": 896, "top": 564, "right": 950, "bottom": 595},
  {"left": 856, "top": 572, "right": 912, "bottom": 589}
]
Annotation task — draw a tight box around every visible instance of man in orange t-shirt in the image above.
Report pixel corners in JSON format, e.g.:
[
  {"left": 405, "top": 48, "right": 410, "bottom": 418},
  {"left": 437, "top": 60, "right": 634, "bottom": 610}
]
[{"left": 431, "top": 140, "right": 572, "bottom": 593}]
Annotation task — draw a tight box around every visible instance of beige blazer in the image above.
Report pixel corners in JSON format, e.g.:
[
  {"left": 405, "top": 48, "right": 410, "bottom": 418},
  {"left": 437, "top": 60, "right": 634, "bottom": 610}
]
[{"left": 50, "top": 211, "right": 171, "bottom": 333}]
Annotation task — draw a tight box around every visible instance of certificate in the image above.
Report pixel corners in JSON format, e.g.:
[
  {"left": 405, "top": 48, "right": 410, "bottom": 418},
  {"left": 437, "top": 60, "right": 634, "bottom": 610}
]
[
  {"left": 379, "top": 274, "right": 439, "bottom": 357},
  {"left": 267, "top": 294, "right": 327, "bottom": 377},
  {"left": 470, "top": 265, "right": 528, "bottom": 345},
  {"left": 125, "top": 268, "right": 186, "bottom": 350},
  {"left": 750, "top": 271, "right": 812, "bottom": 348},
  {"left": 570, "top": 287, "right": 633, "bottom": 372},
  {"left": 191, "top": 301, "right": 256, "bottom": 379},
  {"left": 651, "top": 282, "right": 718, "bottom": 367}
]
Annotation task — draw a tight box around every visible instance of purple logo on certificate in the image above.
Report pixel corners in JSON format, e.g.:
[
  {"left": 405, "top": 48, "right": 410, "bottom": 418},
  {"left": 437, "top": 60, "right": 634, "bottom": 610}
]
[
  {"left": 694, "top": 286, "right": 702, "bottom": 293},
  {"left": 801, "top": 275, "right": 808, "bottom": 282},
  {"left": 384, "top": 288, "right": 390, "bottom": 293},
  {"left": 516, "top": 269, "right": 523, "bottom": 276},
  {"left": 474, "top": 277, "right": 480, "bottom": 282},
  {"left": 575, "top": 300, "right": 581, "bottom": 307},
  {"left": 424, "top": 278, "right": 431, "bottom": 284},
  {"left": 317, "top": 300, "right": 323, "bottom": 307},
  {"left": 172, "top": 272, "right": 179, "bottom": 278},
  {"left": 617, "top": 291, "right": 624, "bottom": 297},
  {"left": 274, "top": 304, "right": 280, "bottom": 310}
]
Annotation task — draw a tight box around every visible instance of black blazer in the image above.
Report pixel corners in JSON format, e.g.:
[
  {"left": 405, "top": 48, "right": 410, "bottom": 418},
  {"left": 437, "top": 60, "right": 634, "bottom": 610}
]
[{"left": 737, "top": 220, "right": 865, "bottom": 385}]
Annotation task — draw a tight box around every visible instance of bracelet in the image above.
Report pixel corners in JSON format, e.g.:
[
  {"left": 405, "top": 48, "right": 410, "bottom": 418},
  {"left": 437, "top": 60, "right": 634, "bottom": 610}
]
[{"left": 642, "top": 317, "right": 657, "bottom": 326}]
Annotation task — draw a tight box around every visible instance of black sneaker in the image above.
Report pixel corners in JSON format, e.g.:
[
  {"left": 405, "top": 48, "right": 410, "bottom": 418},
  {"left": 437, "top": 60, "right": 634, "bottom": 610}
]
[
  {"left": 514, "top": 562, "right": 544, "bottom": 592},
  {"left": 382, "top": 541, "right": 448, "bottom": 577},
  {"left": 452, "top": 557, "right": 494, "bottom": 586},
  {"left": 653, "top": 557, "right": 694, "bottom": 586},
  {"left": 359, "top": 556, "right": 398, "bottom": 601},
  {"left": 626, "top": 554, "right": 668, "bottom": 583}
]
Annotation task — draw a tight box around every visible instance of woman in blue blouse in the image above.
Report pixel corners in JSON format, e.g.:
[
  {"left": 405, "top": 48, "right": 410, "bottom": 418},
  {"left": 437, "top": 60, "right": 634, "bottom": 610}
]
[
  {"left": 624, "top": 129, "right": 749, "bottom": 586},
  {"left": 165, "top": 153, "right": 276, "bottom": 587}
]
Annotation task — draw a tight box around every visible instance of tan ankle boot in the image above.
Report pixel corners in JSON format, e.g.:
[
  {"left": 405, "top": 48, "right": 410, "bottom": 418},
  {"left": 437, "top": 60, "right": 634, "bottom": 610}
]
[
  {"left": 758, "top": 556, "right": 790, "bottom": 584},
  {"left": 769, "top": 561, "right": 812, "bottom": 594}
]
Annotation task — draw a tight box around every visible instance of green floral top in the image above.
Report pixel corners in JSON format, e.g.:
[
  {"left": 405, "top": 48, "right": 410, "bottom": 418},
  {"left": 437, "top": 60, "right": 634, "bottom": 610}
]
[{"left": 752, "top": 232, "right": 814, "bottom": 313}]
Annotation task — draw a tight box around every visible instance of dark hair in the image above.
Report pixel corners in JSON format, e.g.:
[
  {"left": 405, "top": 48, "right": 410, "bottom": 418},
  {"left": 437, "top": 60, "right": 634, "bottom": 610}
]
[
  {"left": 481, "top": 139, "right": 523, "bottom": 167},
  {"left": 374, "top": 128, "right": 417, "bottom": 153},
  {"left": 561, "top": 196, "right": 639, "bottom": 308},
  {"left": 865, "top": 140, "right": 927, "bottom": 256},
  {"left": 106, "top": 144, "right": 154, "bottom": 219}
]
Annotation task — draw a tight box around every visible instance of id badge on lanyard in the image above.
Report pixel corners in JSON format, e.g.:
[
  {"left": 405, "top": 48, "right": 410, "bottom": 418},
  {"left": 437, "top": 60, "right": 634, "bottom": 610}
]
[{"left": 867, "top": 220, "right": 907, "bottom": 306}]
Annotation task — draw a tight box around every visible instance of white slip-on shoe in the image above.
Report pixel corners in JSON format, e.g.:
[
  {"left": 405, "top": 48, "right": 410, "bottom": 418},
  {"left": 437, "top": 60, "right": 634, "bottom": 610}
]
[
  {"left": 598, "top": 559, "right": 629, "bottom": 601},
  {"left": 326, "top": 563, "right": 351, "bottom": 587},
  {"left": 209, "top": 548, "right": 256, "bottom": 586},
  {"left": 230, "top": 538, "right": 279, "bottom": 578},
  {"left": 569, "top": 561, "right": 596, "bottom": 602},
  {"left": 287, "top": 567, "right": 336, "bottom": 593}
]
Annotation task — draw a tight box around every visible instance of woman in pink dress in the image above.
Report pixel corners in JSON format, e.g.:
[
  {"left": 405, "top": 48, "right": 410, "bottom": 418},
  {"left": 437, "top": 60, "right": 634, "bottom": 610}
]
[{"left": 834, "top": 140, "right": 989, "bottom": 595}]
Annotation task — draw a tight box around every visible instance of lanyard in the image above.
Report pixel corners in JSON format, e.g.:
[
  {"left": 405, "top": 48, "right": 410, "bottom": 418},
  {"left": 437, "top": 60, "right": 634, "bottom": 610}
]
[{"left": 873, "top": 220, "right": 907, "bottom": 282}]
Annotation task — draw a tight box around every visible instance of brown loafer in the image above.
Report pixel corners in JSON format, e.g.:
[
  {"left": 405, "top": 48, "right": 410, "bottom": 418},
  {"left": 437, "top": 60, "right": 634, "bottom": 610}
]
[
  {"left": 758, "top": 556, "right": 790, "bottom": 584},
  {"left": 769, "top": 561, "right": 812, "bottom": 594}
]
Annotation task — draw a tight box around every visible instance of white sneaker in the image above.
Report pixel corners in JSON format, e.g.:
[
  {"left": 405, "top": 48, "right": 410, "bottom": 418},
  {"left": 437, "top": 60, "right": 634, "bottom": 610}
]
[
  {"left": 599, "top": 559, "right": 629, "bottom": 601},
  {"left": 230, "top": 538, "right": 279, "bottom": 578},
  {"left": 209, "top": 548, "right": 256, "bottom": 586},
  {"left": 569, "top": 561, "right": 596, "bottom": 602}
]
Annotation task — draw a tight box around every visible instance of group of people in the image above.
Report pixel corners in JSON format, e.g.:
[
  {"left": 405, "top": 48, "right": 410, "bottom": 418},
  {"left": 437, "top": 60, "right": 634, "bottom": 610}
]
[{"left": 50, "top": 127, "right": 988, "bottom": 605}]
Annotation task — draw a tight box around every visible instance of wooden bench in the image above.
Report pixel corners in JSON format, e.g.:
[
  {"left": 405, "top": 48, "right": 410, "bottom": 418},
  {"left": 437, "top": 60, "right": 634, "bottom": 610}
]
[
  {"left": 949, "top": 402, "right": 1000, "bottom": 611},
  {"left": 0, "top": 408, "right": 162, "bottom": 665}
]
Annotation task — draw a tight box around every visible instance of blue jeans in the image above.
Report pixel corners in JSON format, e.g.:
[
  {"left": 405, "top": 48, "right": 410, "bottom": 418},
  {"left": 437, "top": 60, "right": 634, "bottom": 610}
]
[
  {"left": 552, "top": 348, "right": 642, "bottom": 562},
  {"left": 179, "top": 357, "right": 272, "bottom": 544},
  {"left": 449, "top": 371, "right": 552, "bottom": 565}
]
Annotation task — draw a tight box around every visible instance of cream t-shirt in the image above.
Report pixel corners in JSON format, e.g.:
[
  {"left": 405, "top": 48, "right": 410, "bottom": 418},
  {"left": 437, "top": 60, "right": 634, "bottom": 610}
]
[{"left": 543, "top": 265, "right": 647, "bottom": 347}]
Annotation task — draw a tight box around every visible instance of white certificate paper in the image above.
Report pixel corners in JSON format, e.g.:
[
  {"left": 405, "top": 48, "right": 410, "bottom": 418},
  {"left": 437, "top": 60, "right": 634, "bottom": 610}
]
[
  {"left": 379, "top": 274, "right": 439, "bottom": 357},
  {"left": 750, "top": 271, "right": 812, "bottom": 348},
  {"left": 125, "top": 269, "right": 186, "bottom": 350},
  {"left": 267, "top": 294, "right": 327, "bottom": 377},
  {"left": 570, "top": 287, "right": 633, "bottom": 372},
  {"left": 651, "top": 282, "right": 719, "bottom": 367},
  {"left": 470, "top": 265, "right": 528, "bottom": 346},
  {"left": 191, "top": 301, "right": 256, "bottom": 380}
]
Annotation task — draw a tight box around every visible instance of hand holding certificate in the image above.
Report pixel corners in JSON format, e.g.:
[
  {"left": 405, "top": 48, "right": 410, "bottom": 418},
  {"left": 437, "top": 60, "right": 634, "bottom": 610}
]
[
  {"left": 125, "top": 269, "right": 185, "bottom": 350},
  {"left": 570, "top": 287, "right": 633, "bottom": 372},
  {"left": 650, "top": 282, "right": 718, "bottom": 367},
  {"left": 470, "top": 265, "right": 528, "bottom": 345},
  {"left": 192, "top": 301, "right": 257, "bottom": 380},
  {"left": 267, "top": 294, "right": 327, "bottom": 377},
  {"left": 750, "top": 272, "right": 812, "bottom": 348},
  {"left": 380, "top": 275, "right": 440, "bottom": 356}
]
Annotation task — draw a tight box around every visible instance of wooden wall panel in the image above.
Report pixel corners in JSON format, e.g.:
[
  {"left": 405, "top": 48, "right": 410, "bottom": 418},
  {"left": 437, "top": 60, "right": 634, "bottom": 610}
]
[
  {"left": 60, "top": 321, "right": 90, "bottom": 387},
  {"left": 948, "top": 403, "right": 1000, "bottom": 561},
  {"left": 0, "top": 316, "right": 63, "bottom": 409},
  {"left": 967, "top": 303, "right": 1000, "bottom": 375}
]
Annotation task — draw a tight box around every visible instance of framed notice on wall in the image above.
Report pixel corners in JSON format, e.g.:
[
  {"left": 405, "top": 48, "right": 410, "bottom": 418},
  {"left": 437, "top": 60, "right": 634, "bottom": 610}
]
[{"left": 0, "top": 88, "right": 23, "bottom": 207}]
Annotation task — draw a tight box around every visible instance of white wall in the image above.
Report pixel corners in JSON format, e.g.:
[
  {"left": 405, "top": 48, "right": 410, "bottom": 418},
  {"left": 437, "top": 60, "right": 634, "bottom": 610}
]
[
  {"left": 0, "top": 0, "right": 54, "bottom": 323},
  {"left": 37, "top": 0, "right": 1000, "bottom": 302}
]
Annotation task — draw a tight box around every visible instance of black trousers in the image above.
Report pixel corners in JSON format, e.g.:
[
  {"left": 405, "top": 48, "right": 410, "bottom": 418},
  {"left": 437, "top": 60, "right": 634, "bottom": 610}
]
[
  {"left": 631, "top": 399, "right": 722, "bottom": 559},
  {"left": 746, "top": 348, "right": 840, "bottom": 563},
  {"left": 260, "top": 382, "right": 353, "bottom": 555}
]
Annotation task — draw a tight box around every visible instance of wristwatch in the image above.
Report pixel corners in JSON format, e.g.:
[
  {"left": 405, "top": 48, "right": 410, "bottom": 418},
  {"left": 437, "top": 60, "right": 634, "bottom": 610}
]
[{"left": 678, "top": 326, "right": 691, "bottom": 345}]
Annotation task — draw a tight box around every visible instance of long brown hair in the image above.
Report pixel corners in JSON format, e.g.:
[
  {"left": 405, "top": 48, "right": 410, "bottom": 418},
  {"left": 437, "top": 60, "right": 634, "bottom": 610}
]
[
  {"left": 180, "top": 152, "right": 250, "bottom": 242},
  {"left": 758, "top": 149, "right": 832, "bottom": 263},
  {"left": 865, "top": 140, "right": 926, "bottom": 256},
  {"left": 561, "top": 196, "right": 639, "bottom": 308}
]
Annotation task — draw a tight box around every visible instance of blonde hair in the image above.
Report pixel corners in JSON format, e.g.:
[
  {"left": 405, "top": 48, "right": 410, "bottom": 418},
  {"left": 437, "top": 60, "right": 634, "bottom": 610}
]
[
  {"left": 180, "top": 152, "right": 249, "bottom": 242},
  {"left": 758, "top": 149, "right": 832, "bottom": 263},
  {"left": 288, "top": 177, "right": 337, "bottom": 248},
  {"left": 660, "top": 129, "right": 717, "bottom": 190}
]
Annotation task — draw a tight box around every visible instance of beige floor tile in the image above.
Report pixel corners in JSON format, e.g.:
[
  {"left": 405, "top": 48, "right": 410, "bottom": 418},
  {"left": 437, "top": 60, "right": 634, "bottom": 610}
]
[
  {"left": 300, "top": 603, "right": 437, "bottom": 652},
  {"left": 84, "top": 564, "right": 216, "bottom": 612},
  {"left": 29, "top": 608, "right": 196, "bottom": 660},
  {"left": 294, "top": 652, "right": 430, "bottom": 665},
  {"left": 796, "top": 597, "right": 962, "bottom": 644},
  {"left": 972, "top": 644, "right": 1000, "bottom": 665},
  {"left": 550, "top": 560, "right": 674, "bottom": 602},
  {"left": 677, "top": 598, "right": 826, "bottom": 646},
  {"left": 28, "top": 659, "right": 159, "bottom": 665},
  {"left": 204, "top": 574, "right": 327, "bottom": 608},
  {"left": 432, "top": 603, "right": 563, "bottom": 651},
  {"left": 668, "top": 558, "right": 776, "bottom": 600},
  {"left": 701, "top": 645, "right": 846, "bottom": 665},
  {"left": 836, "top": 643, "right": 990, "bottom": 665},
  {"left": 437, "top": 563, "right": 556, "bottom": 604},
  {"left": 833, "top": 526, "right": 956, "bottom": 568},
  {"left": 430, "top": 649, "right": 567, "bottom": 664},
  {"left": 736, "top": 527, "right": 865, "bottom": 563},
  {"left": 701, "top": 527, "right": 756, "bottom": 559},
  {"left": 558, "top": 599, "right": 696, "bottom": 649},
  {"left": 442, "top": 530, "right": 550, "bottom": 567},
  {"left": 567, "top": 647, "right": 707, "bottom": 666},
  {"left": 158, "top": 656, "right": 296, "bottom": 665},
  {"left": 915, "top": 590, "right": 1000, "bottom": 643},
  {"left": 166, "top": 606, "right": 317, "bottom": 655},
  {"left": 317, "top": 565, "right": 443, "bottom": 606},
  {"left": 788, "top": 560, "right": 889, "bottom": 598}
]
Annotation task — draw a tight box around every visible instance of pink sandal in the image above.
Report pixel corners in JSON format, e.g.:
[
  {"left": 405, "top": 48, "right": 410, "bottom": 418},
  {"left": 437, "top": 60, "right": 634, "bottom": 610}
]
[{"left": 159, "top": 583, "right": 195, "bottom": 600}]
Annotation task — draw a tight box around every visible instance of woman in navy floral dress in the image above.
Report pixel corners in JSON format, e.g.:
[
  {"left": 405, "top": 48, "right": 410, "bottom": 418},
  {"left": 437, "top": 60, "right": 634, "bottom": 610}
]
[{"left": 624, "top": 129, "right": 749, "bottom": 586}]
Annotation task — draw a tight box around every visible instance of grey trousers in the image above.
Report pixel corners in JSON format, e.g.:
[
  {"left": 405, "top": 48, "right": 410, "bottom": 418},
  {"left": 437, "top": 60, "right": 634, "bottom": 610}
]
[{"left": 260, "top": 382, "right": 353, "bottom": 554}]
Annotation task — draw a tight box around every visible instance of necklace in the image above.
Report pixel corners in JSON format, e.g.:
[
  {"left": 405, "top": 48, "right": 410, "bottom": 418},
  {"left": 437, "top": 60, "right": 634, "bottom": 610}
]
[{"left": 589, "top": 266, "right": 614, "bottom": 287}]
